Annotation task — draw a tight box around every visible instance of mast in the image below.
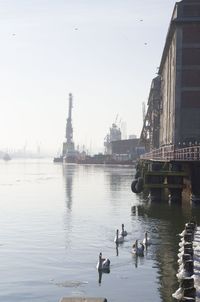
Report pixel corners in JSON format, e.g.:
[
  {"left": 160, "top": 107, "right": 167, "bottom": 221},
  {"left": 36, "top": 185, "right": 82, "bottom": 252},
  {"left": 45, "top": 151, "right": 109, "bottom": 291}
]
[{"left": 66, "top": 93, "right": 73, "bottom": 143}]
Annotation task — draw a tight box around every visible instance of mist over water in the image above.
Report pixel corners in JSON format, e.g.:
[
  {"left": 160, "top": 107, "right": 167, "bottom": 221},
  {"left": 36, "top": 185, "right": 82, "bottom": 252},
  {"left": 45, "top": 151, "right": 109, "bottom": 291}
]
[{"left": 0, "top": 159, "right": 199, "bottom": 302}]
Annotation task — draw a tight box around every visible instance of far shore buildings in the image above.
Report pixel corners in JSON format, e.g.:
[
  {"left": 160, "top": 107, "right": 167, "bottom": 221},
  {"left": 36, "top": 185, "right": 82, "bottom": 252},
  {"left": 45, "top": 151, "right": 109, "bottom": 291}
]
[
  {"left": 110, "top": 138, "right": 140, "bottom": 161},
  {"left": 104, "top": 123, "right": 140, "bottom": 161}
]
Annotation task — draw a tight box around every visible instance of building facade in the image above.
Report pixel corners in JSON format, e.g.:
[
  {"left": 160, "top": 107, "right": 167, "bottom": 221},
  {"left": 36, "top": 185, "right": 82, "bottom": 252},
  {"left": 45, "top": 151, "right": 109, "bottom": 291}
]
[
  {"left": 111, "top": 138, "right": 139, "bottom": 160},
  {"left": 159, "top": 0, "right": 200, "bottom": 148}
]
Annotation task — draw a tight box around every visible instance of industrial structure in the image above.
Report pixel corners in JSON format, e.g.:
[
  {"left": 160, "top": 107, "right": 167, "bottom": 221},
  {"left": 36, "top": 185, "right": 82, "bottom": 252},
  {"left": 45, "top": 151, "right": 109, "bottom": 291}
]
[
  {"left": 54, "top": 96, "right": 138, "bottom": 165},
  {"left": 139, "top": 76, "right": 161, "bottom": 151},
  {"left": 54, "top": 93, "right": 77, "bottom": 163},
  {"left": 133, "top": 0, "right": 200, "bottom": 203},
  {"left": 110, "top": 139, "right": 139, "bottom": 162},
  {"left": 63, "top": 93, "right": 77, "bottom": 162},
  {"left": 104, "top": 121, "right": 139, "bottom": 163},
  {"left": 104, "top": 122, "right": 122, "bottom": 155}
]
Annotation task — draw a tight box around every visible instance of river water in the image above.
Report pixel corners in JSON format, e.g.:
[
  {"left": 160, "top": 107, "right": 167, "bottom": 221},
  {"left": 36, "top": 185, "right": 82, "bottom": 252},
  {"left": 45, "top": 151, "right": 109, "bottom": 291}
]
[{"left": 0, "top": 159, "right": 200, "bottom": 302}]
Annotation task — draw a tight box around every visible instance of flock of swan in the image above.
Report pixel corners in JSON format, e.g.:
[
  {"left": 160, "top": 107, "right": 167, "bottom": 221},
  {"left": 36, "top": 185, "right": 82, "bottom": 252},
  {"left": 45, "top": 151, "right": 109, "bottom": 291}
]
[
  {"left": 172, "top": 220, "right": 200, "bottom": 302},
  {"left": 96, "top": 219, "right": 200, "bottom": 300},
  {"left": 96, "top": 223, "right": 151, "bottom": 274}
]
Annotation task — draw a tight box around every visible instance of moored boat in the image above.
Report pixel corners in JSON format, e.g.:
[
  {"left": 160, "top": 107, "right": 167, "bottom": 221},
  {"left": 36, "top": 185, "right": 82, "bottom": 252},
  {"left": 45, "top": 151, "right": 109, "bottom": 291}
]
[
  {"left": 53, "top": 156, "right": 63, "bottom": 163},
  {"left": 3, "top": 153, "right": 11, "bottom": 161}
]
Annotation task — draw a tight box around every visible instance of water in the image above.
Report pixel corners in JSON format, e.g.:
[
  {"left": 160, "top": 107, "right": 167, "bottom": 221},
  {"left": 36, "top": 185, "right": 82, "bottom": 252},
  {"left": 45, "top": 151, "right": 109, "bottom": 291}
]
[{"left": 1, "top": 160, "right": 200, "bottom": 302}]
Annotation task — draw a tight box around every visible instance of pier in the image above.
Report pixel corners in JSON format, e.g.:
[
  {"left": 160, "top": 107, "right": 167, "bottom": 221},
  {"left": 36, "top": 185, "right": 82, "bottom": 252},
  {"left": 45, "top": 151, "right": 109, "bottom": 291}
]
[{"left": 132, "top": 0, "right": 200, "bottom": 203}]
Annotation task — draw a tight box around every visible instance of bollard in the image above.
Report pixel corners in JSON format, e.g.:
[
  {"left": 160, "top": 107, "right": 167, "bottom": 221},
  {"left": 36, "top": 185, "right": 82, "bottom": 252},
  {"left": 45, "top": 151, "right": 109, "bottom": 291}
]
[
  {"left": 185, "top": 227, "right": 195, "bottom": 235},
  {"left": 185, "top": 222, "right": 196, "bottom": 230},
  {"left": 189, "top": 219, "right": 197, "bottom": 227},
  {"left": 180, "top": 297, "right": 195, "bottom": 302},
  {"left": 180, "top": 277, "right": 194, "bottom": 289},
  {"left": 184, "top": 248, "right": 193, "bottom": 257},
  {"left": 184, "top": 233, "right": 194, "bottom": 242},
  {"left": 184, "top": 243, "right": 193, "bottom": 250},
  {"left": 183, "top": 287, "right": 196, "bottom": 299},
  {"left": 182, "top": 254, "right": 193, "bottom": 262},
  {"left": 185, "top": 230, "right": 195, "bottom": 237},
  {"left": 184, "top": 260, "right": 194, "bottom": 275}
]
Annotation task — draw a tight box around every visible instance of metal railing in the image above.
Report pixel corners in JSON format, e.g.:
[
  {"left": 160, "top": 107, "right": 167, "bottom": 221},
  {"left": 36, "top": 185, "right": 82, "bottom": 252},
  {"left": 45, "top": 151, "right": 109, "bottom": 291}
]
[{"left": 140, "top": 145, "right": 200, "bottom": 161}]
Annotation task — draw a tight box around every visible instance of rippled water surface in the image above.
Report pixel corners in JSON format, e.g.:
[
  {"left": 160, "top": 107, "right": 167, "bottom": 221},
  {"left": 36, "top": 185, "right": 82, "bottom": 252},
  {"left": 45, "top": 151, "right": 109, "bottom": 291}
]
[{"left": 1, "top": 159, "right": 200, "bottom": 302}]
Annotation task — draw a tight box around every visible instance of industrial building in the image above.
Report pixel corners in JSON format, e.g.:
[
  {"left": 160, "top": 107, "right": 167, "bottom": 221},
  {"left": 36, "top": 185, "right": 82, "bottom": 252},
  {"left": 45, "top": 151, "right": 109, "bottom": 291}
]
[
  {"left": 139, "top": 76, "right": 161, "bottom": 151},
  {"left": 110, "top": 138, "right": 140, "bottom": 161},
  {"left": 159, "top": 0, "right": 200, "bottom": 148},
  {"left": 134, "top": 0, "right": 200, "bottom": 202},
  {"left": 140, "top": 0, "right": 200, "bottom": 152}
]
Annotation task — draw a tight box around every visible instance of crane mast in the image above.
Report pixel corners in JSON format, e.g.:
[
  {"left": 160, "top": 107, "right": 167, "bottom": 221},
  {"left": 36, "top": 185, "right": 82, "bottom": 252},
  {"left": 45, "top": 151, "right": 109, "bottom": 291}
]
[
  {"left": 62, "top": 93, "right": 76, "bottom": 162},
  {"left": 66, "top": 93, "right": 73, "bottom": 143}
]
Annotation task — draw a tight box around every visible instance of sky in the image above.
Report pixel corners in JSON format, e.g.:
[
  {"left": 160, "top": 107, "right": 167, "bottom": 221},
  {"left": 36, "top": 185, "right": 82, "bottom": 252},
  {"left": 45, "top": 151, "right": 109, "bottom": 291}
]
[{"left": 0, "top": 0, "right": 177, "bottom": 155}]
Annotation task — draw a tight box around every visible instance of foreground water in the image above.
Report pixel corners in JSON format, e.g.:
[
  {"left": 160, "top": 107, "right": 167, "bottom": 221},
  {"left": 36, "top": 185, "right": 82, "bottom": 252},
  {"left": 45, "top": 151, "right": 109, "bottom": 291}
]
[{"left": 1, "top": 160, "right": 200, "bottom": 302}]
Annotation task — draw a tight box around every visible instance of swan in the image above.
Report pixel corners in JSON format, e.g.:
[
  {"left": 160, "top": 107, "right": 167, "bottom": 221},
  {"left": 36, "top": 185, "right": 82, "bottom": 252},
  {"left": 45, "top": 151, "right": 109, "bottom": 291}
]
[
  {"left": 143, "top": 231, "right": 151, "bottom": 246},
  {"left": 96, "top": 252, "right": 110, "bottom": 271},
  {"left": 132, "top": 240, "right": 144, "bottom": 256},
  {"left": 120, "top": 224, "right": 128, "bottom": 237},
  {"left": 114, "top": 229, "right": 124, "bottom": 244},
  {"left": 176, "top": 267, "right": 190, "bottom": 280},
  {"left": 179, "top": 229, "right": 186, "bottom": 237},
  {"left": 172, "top": 287, "right": 184, "bottom": 300}
]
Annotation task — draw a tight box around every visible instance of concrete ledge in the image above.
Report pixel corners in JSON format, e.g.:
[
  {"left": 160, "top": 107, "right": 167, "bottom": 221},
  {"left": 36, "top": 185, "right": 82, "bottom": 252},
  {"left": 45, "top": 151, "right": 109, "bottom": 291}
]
[{"left": 59, "top": 298, "right": 107, "bottom": 302}]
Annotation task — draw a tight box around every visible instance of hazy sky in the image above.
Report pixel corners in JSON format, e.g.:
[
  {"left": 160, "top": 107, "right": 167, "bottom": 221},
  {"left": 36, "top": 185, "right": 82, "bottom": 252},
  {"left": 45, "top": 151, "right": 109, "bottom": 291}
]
[{"left": 0, "top": 0, "right": 177, "bottom": 154}]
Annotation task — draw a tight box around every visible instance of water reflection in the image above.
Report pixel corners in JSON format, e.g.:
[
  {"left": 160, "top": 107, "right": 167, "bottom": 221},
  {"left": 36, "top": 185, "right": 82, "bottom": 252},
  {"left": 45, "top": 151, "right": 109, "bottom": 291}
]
[
  {"left": 62, "top": 164, "right": 76, "bottom": 211},
  {"left": 116, "top": 244, "right": 119, "bottom": 256},
  {"left": 60, "top": 164, "right": 200, "bottom": 301},
  {"left": 6, "top": 161, "right": 200, "bottom": 302},
  {"left": 107, "top": 166, "right": 134, "bottom": 192},
  {"left": 132, "top": 254, "right": 145, "bottom": 268},
  {"left": 97, "top": 268, "right": 111, "bottom": 285},
  {"left": 108, "top": 172, "right": 124, "bottom": 191},
  {"left": 62, "top": 164, "right": 77, "bottom": 250},
  {"left": 106, "top": 167, "right": 135, "bottom": 215},
  {"left": 130, "top": 199, "right": 200, "bottom": 302}
]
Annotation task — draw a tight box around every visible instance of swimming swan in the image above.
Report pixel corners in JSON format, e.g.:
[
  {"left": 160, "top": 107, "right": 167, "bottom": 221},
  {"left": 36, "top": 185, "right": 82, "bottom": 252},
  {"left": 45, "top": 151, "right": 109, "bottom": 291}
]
[
  {"left": 114, "top": 229, "right": 124, "bottom": 244},
  {"left": 120, "top": 224, "right": 128, "bottom": 237},
  {"left": 96, "top": 252, "right": 110, "bottom": 271},
  {"left": 132, "top": 240, "right": 144, "bottom": 256},
  {"left": 143, "top": 231, "right": 151, "bottom": 246}
]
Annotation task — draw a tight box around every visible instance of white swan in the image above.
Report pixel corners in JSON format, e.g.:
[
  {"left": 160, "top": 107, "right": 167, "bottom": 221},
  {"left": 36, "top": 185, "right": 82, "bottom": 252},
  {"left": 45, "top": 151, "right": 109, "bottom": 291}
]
[
  {"left": 176, "top": 267, "right": 190, "bottom": 280},
  {"left": 143, "top": 231, "right": 151, "bottom": 246},
  {"left": 179, "top": 229, "right": 186, "bottom": 237},
  {"left": 96, "top": 252, "right": 110, "bottom": 271},
  {"left": 120, "top": 224, "right": 128, "bottom": 237},
  {"left": 172, "top": 287, "right": 184, "bottom": 300},
  {"left": 114, "top": 229, "right": 124, "bottom": 244},
  {"left": 132, "top": 240, "right": 144, "bottom": 256}
]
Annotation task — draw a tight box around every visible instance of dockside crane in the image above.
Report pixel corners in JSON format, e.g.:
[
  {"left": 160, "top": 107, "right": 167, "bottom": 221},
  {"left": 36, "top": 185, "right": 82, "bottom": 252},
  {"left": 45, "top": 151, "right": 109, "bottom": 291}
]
[{"left": 66, "top": 93, "right": 73, "bottom": 143}]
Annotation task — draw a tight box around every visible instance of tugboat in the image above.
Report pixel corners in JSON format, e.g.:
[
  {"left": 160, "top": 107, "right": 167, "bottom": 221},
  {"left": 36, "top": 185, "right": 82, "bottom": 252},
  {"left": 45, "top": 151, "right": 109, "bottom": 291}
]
[{"left": 53, "top": 156, "right": 63, "bottom": 163}]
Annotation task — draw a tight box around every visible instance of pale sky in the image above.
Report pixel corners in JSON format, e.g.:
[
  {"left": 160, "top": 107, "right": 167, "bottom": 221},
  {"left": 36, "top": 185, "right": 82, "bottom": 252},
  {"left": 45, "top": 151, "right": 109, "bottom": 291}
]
[{"left": 0, "top": 0, "right": 177, "bottom": 155}]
